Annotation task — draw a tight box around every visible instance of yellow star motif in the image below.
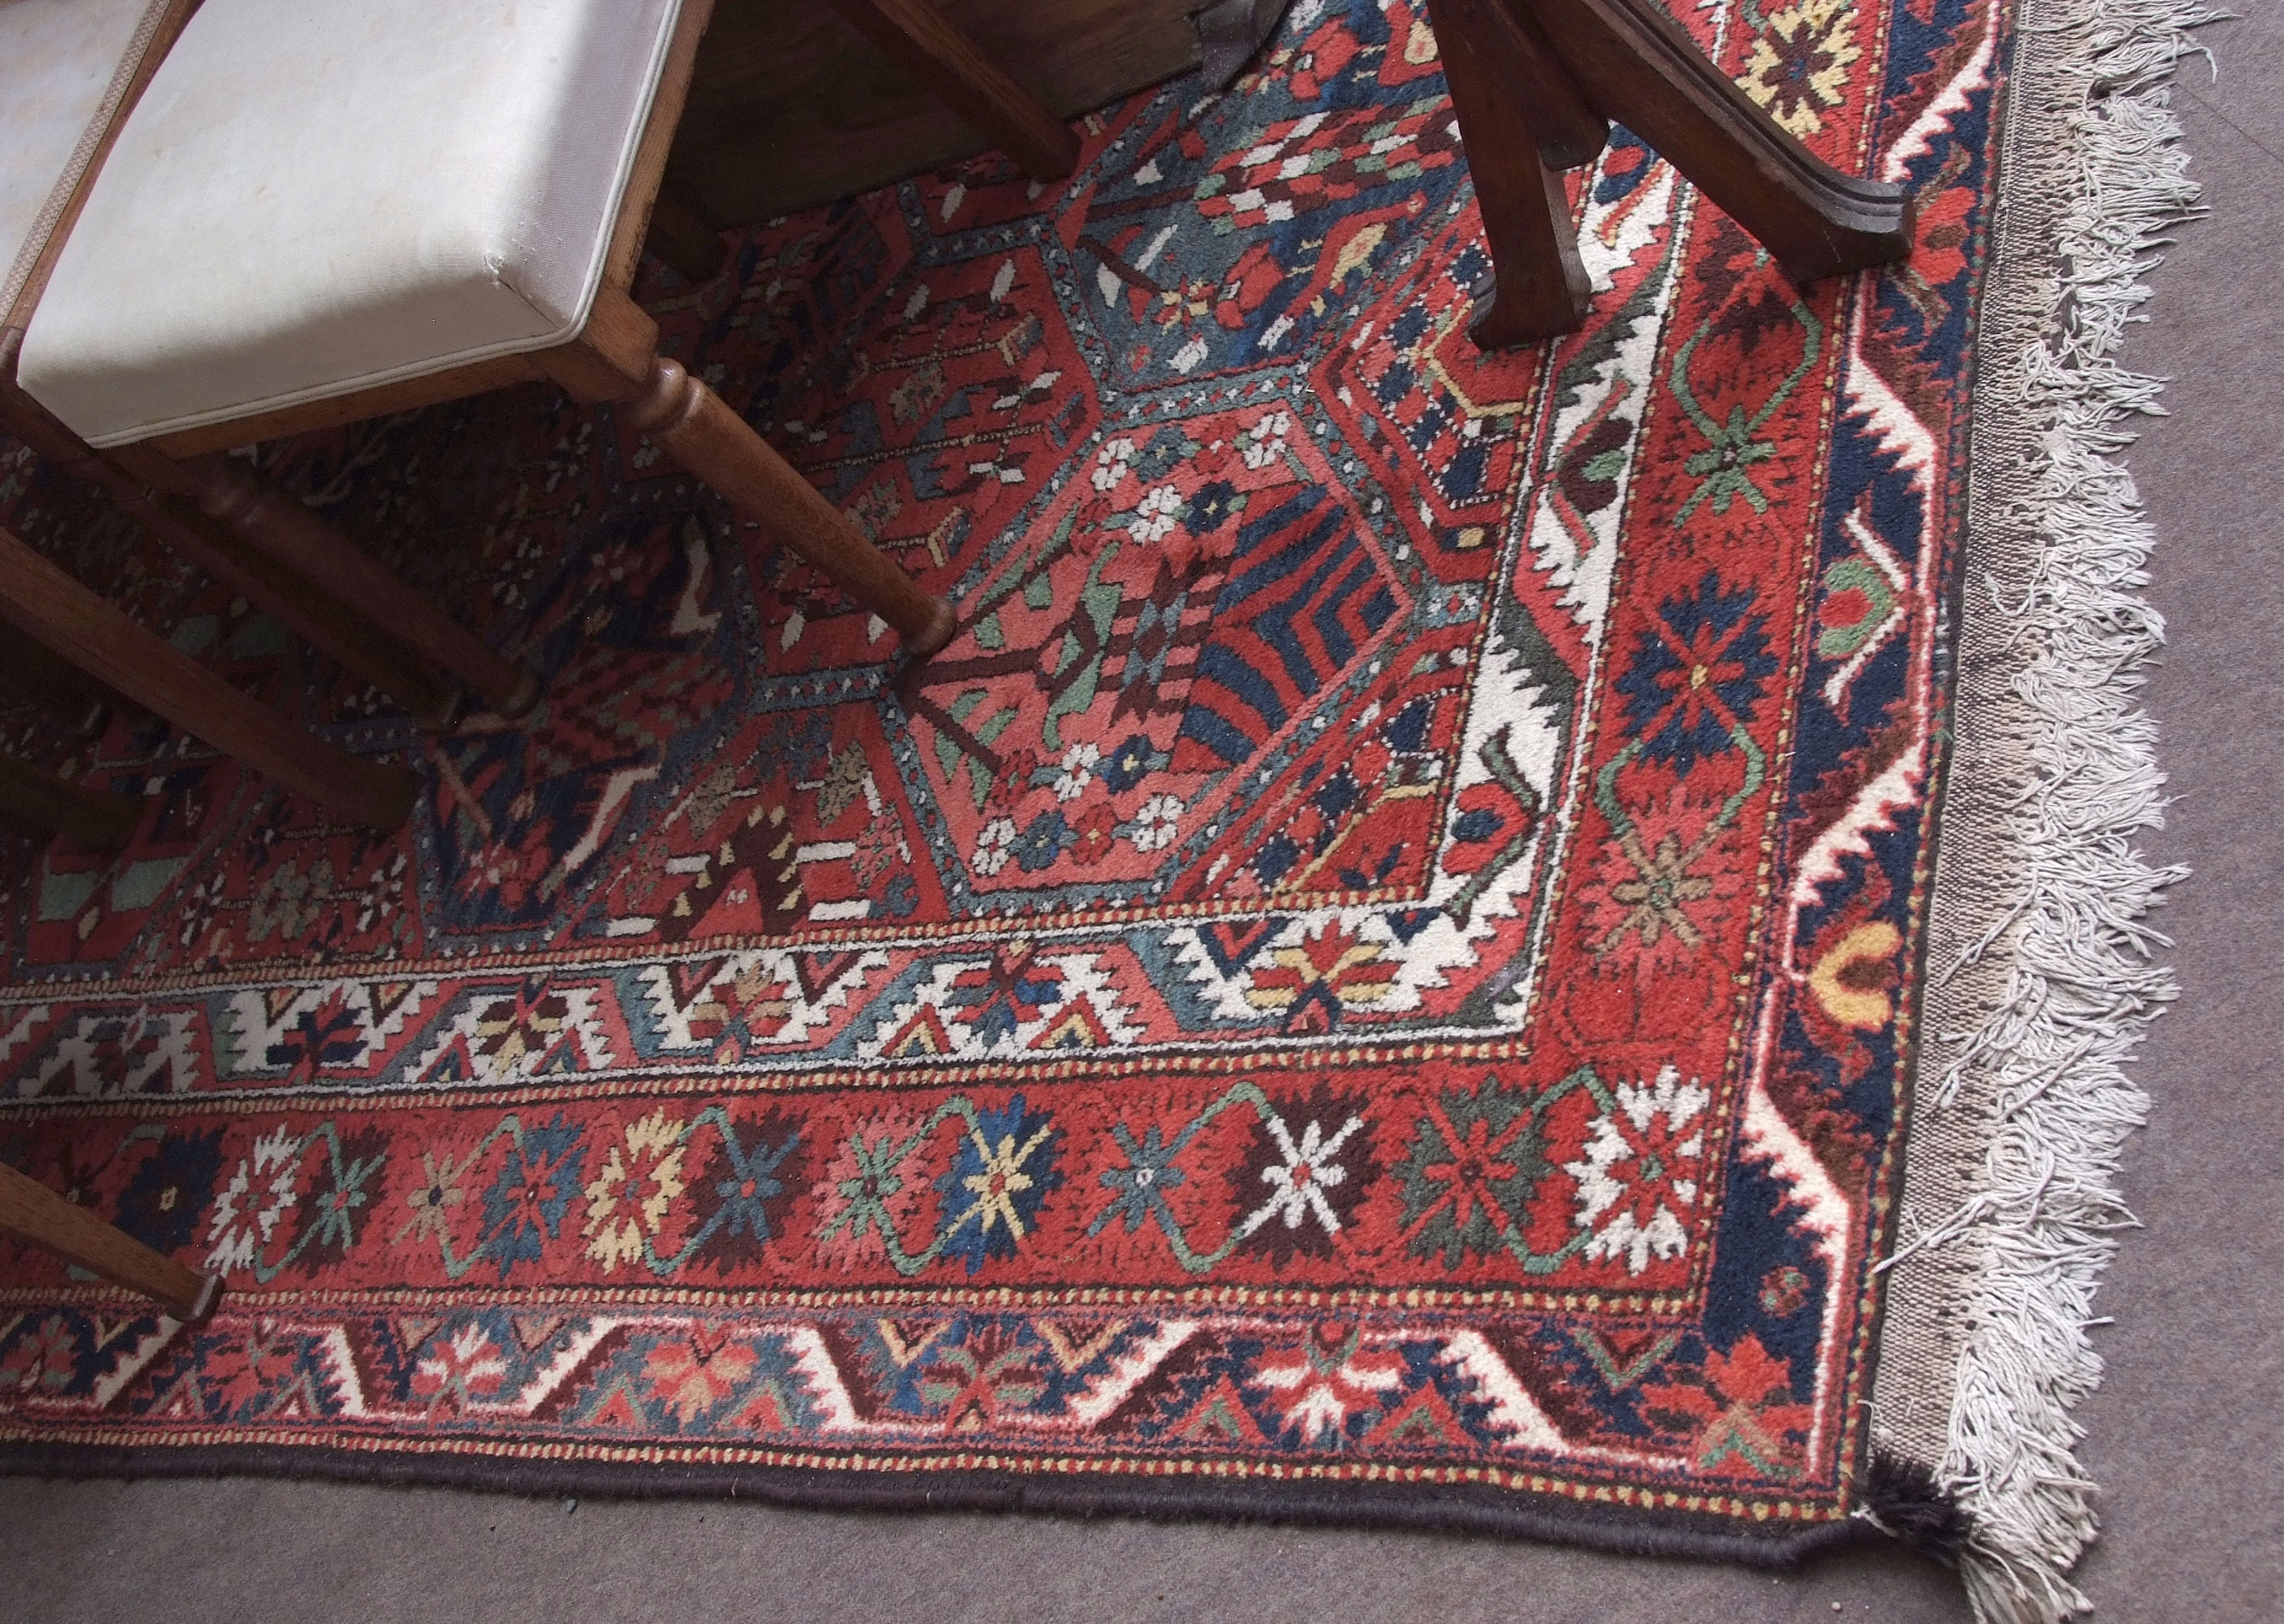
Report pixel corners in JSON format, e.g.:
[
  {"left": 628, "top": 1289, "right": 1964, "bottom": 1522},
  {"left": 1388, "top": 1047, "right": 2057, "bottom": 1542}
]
[{"left": 957, "top": 1126, "right": 1054, "bottom": 1243}]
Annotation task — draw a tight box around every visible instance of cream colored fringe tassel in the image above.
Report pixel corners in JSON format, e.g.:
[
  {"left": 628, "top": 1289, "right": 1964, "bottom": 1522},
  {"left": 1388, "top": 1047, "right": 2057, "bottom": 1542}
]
[{"left": 1912, "top": 0, "right": 2211, "bottom": 1616}]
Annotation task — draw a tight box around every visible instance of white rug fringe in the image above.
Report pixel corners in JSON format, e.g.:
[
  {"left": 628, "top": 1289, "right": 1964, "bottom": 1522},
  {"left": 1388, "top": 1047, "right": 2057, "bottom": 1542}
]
[{"left": 1925, "top": 0, "right": 2211, "bottom": 1617}]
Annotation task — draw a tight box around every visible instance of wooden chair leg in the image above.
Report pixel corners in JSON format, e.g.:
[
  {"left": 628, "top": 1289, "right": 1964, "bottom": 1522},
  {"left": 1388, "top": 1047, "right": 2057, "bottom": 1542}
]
[
  {"left": 0, "top": 527, "right": 420, "bottom": 831},
  {"left": 832, "top": 0, "right": 1080, "bottom": 181},
  {"left": 1429, "top": 0, "right": 1595, "bottom": 347},
  {"left": 538, "top": 294, "right": 957, "bottom": 657},
  {"left": 1521, "top": 0, "right": 1914, "bottom": 288},
  {"left": 0, "top": 1159, "right": 219, "bottom": 1324},
  {"left": 0, "top": 366, "right": 470, "bottom": 729},
  {"left": 626, "top": 359, "right": 958, "bottom": 656},
  {"left": 116, "top": 448, "right": 543, "bottom": 721},
  {"left": 1457, "top": 0, "right": 1609, "bottom": 168},
  {"left": 0, "top": 756, "right": 144, "bottom": 849}
]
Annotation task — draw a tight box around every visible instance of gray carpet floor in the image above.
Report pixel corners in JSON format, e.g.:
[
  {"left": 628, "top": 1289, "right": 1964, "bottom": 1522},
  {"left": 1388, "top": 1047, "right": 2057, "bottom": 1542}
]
[{"left": 3, "top": 15, "right": 2277, "bottom": 1620}]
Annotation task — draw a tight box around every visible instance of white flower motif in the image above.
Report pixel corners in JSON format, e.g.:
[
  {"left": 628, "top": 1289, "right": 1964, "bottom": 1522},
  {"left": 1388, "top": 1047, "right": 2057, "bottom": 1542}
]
[
  {"left": 971, "top": 818, "right": 1018, "bottom": 876},
  {"left": 1238, "top": 1110, "right": 1366, "bottom": 1239},
  {"left": 1129, "top": 794, "right": 1183, "bottom": 852},
  {"left": 1054, "top": 742, "right": 1101, "bottom": 802},
  {"left": 1564, "top": 1065, "right": 1712, "bottom": 1275},
  {"left": 1132, "top": 484, "right": 1183, "bottom": 543},
  {"left": 1241, "top": 409, "right": 1292, "bottom": 469},
  {"left": 1091, "top": 437, "right": 1137, "bottom": 492},
  {"left": 205, "top": 1125, "right": 303, "bottom": 1274}
]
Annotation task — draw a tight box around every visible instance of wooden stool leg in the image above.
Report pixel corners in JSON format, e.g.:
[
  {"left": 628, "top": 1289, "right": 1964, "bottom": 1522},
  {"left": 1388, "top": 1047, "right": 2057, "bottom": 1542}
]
[
  {"left": 1521, "top": 0, "right": 1914, "bottom": 287},
  {"left": 114, "top": 447, "right": 542, "bottom": 721},
  {"left": 0, "top": 1159, "right": 220, "bottom": 1324},
  {"left": 0, "top": 756, "right": 144, "bottom": 849},
  {"left": 832, "top": 0, "right": 1080, "bottom": 180},
  {"left": 0, "top": 527, "right": 420, "bottom": 831},
  {"left": 1429, "top": 0, "right": 1596, "bottom": 347},
  {"left": 627, "top": 359, "right": 959, "bottom": 656}
]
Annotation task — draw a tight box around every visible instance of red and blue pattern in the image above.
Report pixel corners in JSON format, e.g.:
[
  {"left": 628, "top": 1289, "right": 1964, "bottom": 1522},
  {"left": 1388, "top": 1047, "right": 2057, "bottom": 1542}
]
[{"left": 0, "top": 0, "right": 2006, "bottom": 1550}]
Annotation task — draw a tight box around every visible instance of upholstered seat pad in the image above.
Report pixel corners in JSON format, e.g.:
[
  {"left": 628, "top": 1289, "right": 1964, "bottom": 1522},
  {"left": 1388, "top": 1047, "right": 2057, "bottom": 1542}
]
[
  {"left": 19, "top": 0, "right": 681, "bottom": 448},
  {"left": 0, "top": 0, "right": 175, "bottom": 329}
]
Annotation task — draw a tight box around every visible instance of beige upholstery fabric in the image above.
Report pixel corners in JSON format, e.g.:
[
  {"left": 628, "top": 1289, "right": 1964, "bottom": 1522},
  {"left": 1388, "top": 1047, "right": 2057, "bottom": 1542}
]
[
  {"left": 19, "top": 0, "right": 682, "bottom": 449},
  {"left": 0, "top": 0, "right": 176, "bottom": 330}
]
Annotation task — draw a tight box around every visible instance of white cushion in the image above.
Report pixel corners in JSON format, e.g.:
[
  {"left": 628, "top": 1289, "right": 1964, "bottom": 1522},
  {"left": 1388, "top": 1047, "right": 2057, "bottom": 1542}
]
[
  {"left": 19, "top": 0, "right": 681, "bottom": 448},
  {"left": 0, "top": 0, "right": 176, "bottom": 329}
]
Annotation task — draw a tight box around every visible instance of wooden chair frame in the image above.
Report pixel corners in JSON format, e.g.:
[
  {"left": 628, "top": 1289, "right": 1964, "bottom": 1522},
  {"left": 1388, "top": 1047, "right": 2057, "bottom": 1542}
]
[
  {"left": 0, "top": 517, "right": 421, "bottom": 828},
  {"left": 121, "top": 0, "right": 960, "bottom": 659},
  {"left": 1426, "top": 0, "right": 1916, "bottom": 347}
]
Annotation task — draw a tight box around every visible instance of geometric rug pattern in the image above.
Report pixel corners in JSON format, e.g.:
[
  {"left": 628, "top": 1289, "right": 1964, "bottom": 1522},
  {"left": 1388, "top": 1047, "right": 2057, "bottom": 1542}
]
[{"left": 0, "top": 0, "right": 1998, "bottom": 1556}]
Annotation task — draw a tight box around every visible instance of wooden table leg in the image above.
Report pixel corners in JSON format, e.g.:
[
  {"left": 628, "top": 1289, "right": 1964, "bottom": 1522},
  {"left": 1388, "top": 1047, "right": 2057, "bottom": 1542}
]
[
  {"left": 0, "top": 756, "right": 144, "bottom": 848},
  {"left": 0, "top": 1159, "right": 220, "bottom": 1324},
  {"left": 832, "top": 0, "right": 1080, "bottom": 181},
  {"left": 0, "top": 527, "right": 421, "bottom": 831},
  {"left": 1429, "top": 0, "right": 1596, "bottom": 347},
  {"left": 1521, "top": 0, "right": 1914, "bottom": 288}
]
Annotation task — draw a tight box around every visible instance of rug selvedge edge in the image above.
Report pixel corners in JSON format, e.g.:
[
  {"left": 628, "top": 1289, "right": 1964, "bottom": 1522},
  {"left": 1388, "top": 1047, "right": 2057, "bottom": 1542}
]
[{"left": 0, "top": 1432, "right": 1880, "bottom": 1566}]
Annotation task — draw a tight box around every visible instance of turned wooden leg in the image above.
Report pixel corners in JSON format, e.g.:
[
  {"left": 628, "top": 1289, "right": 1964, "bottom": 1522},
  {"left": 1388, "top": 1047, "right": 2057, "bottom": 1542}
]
[
  {"left": 0, "top": 1160, "right": 219, "bottom": 1324},
  {"left": 627, "top": 359, "right": 958, "bottom": 657},
  {"left": 1521, "top": 0, "right": 1914, "bottom": 287},
  {"left": 536, "top": 292, "right": 957, "bottom": 656},
  {"left": 832, "top": 0, "right": 1080, "bottom": 180},
  {"left": 1429, "top": 0, "right": 1595, "bottom": 346},
  {"left": 117, "top": 447, "right": 541, "bottom": 721},
  {"left": 0, "top": 527, "right": 420, "bottom": 830},
  {"left": 0, "top": 756, "right": 144, "bottom": 849}
]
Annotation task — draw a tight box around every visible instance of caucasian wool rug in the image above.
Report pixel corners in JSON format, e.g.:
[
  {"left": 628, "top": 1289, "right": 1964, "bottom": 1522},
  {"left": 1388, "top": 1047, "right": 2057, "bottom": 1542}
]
[{"left": 0, "top": 0, "right": 2199, "bottom": 1616}]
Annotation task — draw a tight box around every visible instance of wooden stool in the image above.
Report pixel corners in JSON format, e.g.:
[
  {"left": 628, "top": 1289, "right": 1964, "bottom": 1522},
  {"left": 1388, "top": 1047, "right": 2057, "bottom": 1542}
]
[
  {"left": 1425, "top": 0, "right": 1915, "bottom": 346},
  {"left": 0, "top": 0, "right": 546, "bottom": 839},
  {"left": 1, "top": 0, "right": 553, "bottom": 731},
  {"left": 17, "top": 0, "right": 963, "bottom": 661}
]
